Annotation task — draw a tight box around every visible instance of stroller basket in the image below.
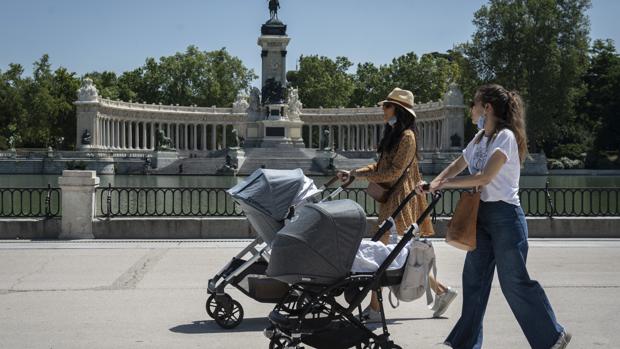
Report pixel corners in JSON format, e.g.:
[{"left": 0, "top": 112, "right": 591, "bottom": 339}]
[{"left": 232, "top": 259, "right": 289, "bottom": 303}]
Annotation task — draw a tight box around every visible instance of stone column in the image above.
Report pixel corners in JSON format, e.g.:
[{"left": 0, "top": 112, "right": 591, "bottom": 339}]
[
  {"left": 110, "top": 120, "right": 115, "bottom": 149},
  {"left": 202, "top": 124, "right": 207, "bottom": 151},
  {"left": 120, "top": 121, "right": 125, "bottom": 149},
  {"left": 348, "top": 125, "right": 353, "bottom": 150},
  {"left": 175, "top": 124, "right": 180, "bottom": 150},
  {"left": 306, "top": 125, "right": 312, "bottom": 148},
  {"left": 193, "top": 124, "right": 198, "bottom": 151},
  {"left": 58, "top": 170, "right": 99, "bottom": 239},
  {"left": 115, "top": 120, "right": 120, "bottom": 149},
  {"left": 128, "top": 122, "right": 133, "bottom": 149},
  {"left": 338, "top": 125, "right": 343, "bottom": 151},
  {"left": 222, "top": 124, "right": 227, "bottom": 149},
  {"left": 211, "top": 124, "right": 216, "bottom": 150},
  {"left": 142, "top": 122, "right": 147, "bottom": 150},
  {"left": 318, "top": 125, "right": 323, "bottom": 149},
  {"left": 101, "top": 119, "right": 105, "bottom": 148},
  {"left": 150, "top": 123, "right": 155, "bottom": 150},
  {"left": 106, "top": 119, "right": 111, "bottom": 149},
  {"left": 133, "top": 121, "right": 138, "bottom": 149}
]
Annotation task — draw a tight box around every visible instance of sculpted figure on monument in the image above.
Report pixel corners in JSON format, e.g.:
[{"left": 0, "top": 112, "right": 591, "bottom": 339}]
[
  {"left": 269, "top": 0, "right": 280, "bottom": 19},
  {"left": 321, "top": 128, "right": 331, "bottom": 151},
  {"left": 249, "top": 87, "right": 262, "bottom": 112},
  {"left": 262, "top": 78, "right": 284, "bottom": 105},
  {"left": 232, "top": 93, "right": 250, "bottom": 113},
  {"left": 155, "top": 129, "right": 174, "bottom": 151},
  {"left": 81, "top": 129, "right": 91, "bottom": 145},
  {"left": 77, "top": 78, "right": 99, "bottom": 101},
  {"left": 287, "top": 87, "right": 302, "bottom": 119},
  {"left": 8, "top": 135, "right": 16, "bottom": 150},
  {"left": 231, "top": 129, "right": 245, "bottom": 148}
]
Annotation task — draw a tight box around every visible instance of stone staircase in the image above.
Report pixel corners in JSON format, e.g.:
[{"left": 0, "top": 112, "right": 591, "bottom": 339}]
[{"left": 149, "top": 148, "right": 377, "bottom": 176}]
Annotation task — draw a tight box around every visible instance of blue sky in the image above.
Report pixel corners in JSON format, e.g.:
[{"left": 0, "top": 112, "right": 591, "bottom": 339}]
[{"left": 1, "top": 0, "right": 618, "bottom": 83}]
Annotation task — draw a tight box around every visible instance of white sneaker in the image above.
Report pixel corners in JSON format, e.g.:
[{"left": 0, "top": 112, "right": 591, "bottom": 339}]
[
  {"left": 432, "top": 287, "right": 458, "bottom": 318},
  {"left": 360, "top": 305, "right": 383, "bottom": 323},
  {"left": 551, "top": 331, "right": 572, "bottom": 349}
]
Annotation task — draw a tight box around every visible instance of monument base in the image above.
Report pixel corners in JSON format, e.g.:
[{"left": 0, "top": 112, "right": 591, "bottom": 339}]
[{"left": 152, "top": 151, "right": 178, "bottom": 169}]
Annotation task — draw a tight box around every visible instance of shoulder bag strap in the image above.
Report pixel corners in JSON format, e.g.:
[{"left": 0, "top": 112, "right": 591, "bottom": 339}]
[{"left": 384, "top": 156, "right": 416, "bottom": 198}]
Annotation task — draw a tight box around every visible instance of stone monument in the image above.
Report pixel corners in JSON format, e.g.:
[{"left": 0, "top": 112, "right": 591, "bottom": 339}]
[{"left": 244, "top": 0, "right": 304, "bottom": 148}]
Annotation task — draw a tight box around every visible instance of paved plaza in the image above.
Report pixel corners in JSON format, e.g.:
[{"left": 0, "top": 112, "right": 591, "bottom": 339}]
[{"left": 0, "top": 239, "right": 619, "bottom": 348}]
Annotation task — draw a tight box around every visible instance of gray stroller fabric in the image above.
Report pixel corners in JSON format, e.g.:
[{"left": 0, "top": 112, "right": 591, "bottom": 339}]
[
  {"left": 266, "top": 199, "right": 367, "bottom": 285},
  {"left": 228, "top": 168, "right": 307, "bottom": 221},
  {"left": 238, "top": 202, "right": 284, "bottom": 244}
]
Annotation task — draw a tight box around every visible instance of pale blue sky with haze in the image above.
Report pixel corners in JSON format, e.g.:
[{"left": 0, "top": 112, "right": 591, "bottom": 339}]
[{"left": 1, "top": 0, "right": 618, "bottom": 84}]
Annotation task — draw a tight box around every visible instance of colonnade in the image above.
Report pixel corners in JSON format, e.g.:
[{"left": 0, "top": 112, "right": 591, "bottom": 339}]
[
  {"left": 95, "top": 117, "right": 233, "bottom": 151},
  {"left": 303, "top": 124, "right": 383, "bottom": 151},
  {"left": 303, "top": 120, "right": 445, "bottom": 152}
]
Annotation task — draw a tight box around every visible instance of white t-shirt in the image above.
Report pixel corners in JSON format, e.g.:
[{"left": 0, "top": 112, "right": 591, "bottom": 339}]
[{"left": 462, "top": 129, "right": 521, "bottom": 205}]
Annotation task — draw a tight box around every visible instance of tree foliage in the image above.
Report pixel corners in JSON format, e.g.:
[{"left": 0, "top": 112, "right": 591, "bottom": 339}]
[
  {"left": 287, "top": 55, "right": 355, "bottom": 108},
  {"left": 0, "top": 47, "right": 256, "bottom": 149},
  {"left": 464, "top": 0, "right": 592, "bottom": 153},
  {"left": 578, "top": 39, "right": 620, "bottom": 153}
]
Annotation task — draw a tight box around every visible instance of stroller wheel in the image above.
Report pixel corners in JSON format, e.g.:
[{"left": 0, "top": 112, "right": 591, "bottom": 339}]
[
  {"left": 213, "top": 298, "right": 244, "bottom": 329},
  {"left": 205, "top": 294, "right": 219, "bottom": 318},
  {"left": 269, "top": 335, "right": 299, "bottom": 349}
]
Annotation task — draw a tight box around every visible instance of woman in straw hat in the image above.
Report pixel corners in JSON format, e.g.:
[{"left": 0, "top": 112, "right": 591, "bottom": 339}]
[{"left": 338, "top": 88, "right": 457, "bottom": 322}]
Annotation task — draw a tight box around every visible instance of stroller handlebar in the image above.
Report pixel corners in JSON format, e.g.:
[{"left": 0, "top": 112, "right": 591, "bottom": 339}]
[
  {"left": 318, "top": 175, "right": 355, "bottom": 203},
  {"left": 371, "top": 185, "right": 432, "bottom": 242}
]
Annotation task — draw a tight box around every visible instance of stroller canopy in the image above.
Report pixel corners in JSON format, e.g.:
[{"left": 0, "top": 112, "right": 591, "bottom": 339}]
[
  {"left": 228, "top": 168, "right": 319, "bottom": 221},
  {"left": 267, "top": 199, "right": 367, "bottom": 285}
]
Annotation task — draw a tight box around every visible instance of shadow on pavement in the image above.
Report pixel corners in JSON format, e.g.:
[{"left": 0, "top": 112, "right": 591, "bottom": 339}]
[{"left": 170, "top": 317, "right": 270, "bottom": 334}]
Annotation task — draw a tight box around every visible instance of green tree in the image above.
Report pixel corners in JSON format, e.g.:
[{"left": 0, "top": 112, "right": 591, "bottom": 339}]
[
  {"left": 84, "top": 46, "right": 256, "bottom": 108},
  {"left": 390, "top": 52, "right": 461, "bottom": 103},
  {"left": 349, "top": 62, "right": 391, "bottom": 107},
  {"left": 465, "top": 0, "right": 591, "bottom": 153},
  {"left": 288, "top": 55, "right": 355, "bottom": 108},
  {"left": 0, "top": 64, "right": 29, "bottom": 149},
  {"left": 349, "top": 52, "right": 460, "bottom": 108},
  {"left": 124, "top": 46, "right": 256, "bottom": 107},
  {"left": 579, "top": 39, "right": 620, "bottom": 153}
]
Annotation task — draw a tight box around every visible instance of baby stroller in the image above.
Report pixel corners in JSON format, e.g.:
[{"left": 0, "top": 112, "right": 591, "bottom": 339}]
[
  {"left": 264, "top": 185, "right": 441, "bottom": 349},
  {"left": 206, "top": 168, "right": 353, "bottom": 329}
]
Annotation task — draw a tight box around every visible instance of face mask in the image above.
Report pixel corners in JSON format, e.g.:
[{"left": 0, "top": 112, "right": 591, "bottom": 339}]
[
  {"left": 388, "top": 116, "right": 397, "bottom": 126},
  {"left": 476, "top": 114, "right": 486, "bottom": 130}
]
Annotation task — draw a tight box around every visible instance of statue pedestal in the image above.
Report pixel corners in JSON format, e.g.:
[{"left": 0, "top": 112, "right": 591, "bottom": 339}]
[
  {"left": 228, "top": 147, "right": 246, "bottom": 170},
  {"left": 313, "top": 150, "right": 337, "bottom": 175},
  {"left": 255, "top": 119, "right": 304, "bottom": 148},
  {"left": 152, "top": 151, "right": 178, "bottom": 169}
]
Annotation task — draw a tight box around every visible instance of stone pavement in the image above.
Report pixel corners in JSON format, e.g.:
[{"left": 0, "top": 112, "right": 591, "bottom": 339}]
[{"left": 0, "top": 239, "right": 619, "bottom": 348}]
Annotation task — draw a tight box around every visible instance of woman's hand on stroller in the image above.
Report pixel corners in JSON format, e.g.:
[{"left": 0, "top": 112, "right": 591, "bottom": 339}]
[
  {"left": 337, "top": 170, "right": 352, "bottom": 182},
  {"left": 416, "top": 179, "right": 444, "bottom": 194}
]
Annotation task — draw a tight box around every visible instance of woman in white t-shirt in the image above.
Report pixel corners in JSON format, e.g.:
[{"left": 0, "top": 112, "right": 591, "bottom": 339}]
[{"left": 419, "top": 84, "right": 570, "bottom": 349}]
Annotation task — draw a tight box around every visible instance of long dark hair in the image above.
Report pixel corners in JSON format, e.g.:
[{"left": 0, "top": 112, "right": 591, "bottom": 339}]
[
  {"left": 377, "top": 104, "right": 419, "bottom": 158},
  {"left": 474, "top": 84, "right": 528, "bottom": 164}
]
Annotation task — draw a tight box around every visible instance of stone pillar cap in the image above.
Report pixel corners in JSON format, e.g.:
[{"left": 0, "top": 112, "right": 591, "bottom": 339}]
[
  {"left": 59, "top": 170, "right": 100, "bottom": 186},
  {"left": 61, "top": 170, "right": 97, "bottom": 178}
]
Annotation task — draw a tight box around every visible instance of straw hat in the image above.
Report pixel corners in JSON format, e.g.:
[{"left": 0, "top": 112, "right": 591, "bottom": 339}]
[{"left": 378, "top": 88, "right": 417, "bottom": 118}]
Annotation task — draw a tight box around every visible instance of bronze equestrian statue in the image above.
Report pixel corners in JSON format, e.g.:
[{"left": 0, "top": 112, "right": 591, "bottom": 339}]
[{"left": 269, "top": 0, "right": 280, "bottom": 19}]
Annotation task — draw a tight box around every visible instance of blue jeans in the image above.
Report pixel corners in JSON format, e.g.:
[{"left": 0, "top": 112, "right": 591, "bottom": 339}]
[{"left": 445, "top": 200, "right": 564, "bottom": 349}]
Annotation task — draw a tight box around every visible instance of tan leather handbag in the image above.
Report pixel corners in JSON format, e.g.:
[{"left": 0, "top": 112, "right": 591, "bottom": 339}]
[
  {"left": 446, "top": 190, "right": 480, "bottom": 251},
  {"left": 366, "top": 182, "right": 392, "bottom": 203},
  {"left": 366, "top": 158, "right": 415, "bottom": 204}
]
